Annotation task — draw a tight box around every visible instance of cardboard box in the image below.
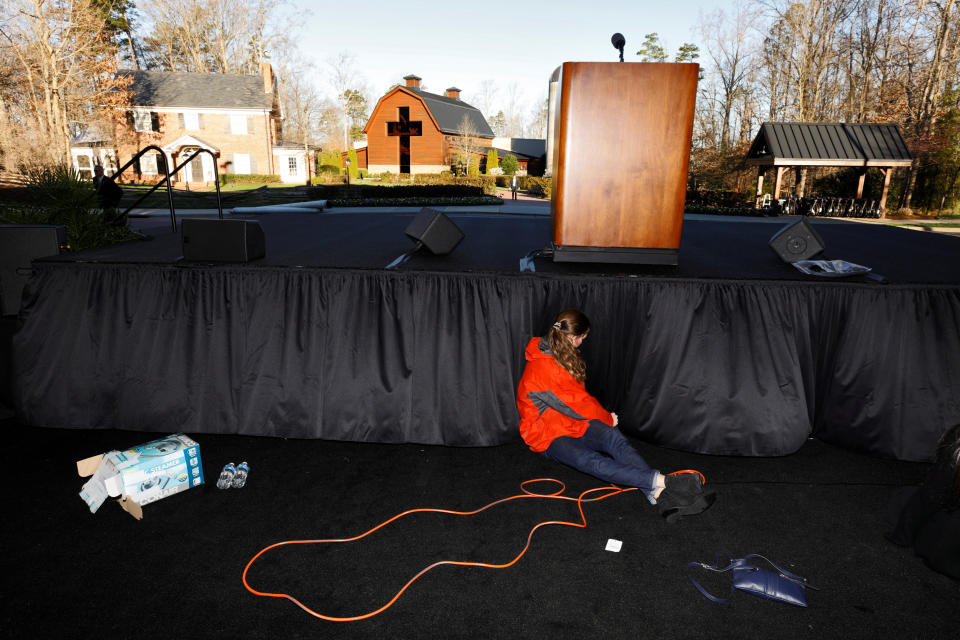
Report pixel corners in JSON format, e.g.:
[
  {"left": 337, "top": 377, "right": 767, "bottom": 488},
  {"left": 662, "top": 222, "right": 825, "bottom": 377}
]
[{"left": 78, "top": 433, "right": 204, "bottom": 519}]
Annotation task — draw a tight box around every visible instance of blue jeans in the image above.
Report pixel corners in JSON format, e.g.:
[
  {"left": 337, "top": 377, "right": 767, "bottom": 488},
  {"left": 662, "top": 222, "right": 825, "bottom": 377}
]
[{"left": 543, "top": 421, "right": 660, "bottom": 503}]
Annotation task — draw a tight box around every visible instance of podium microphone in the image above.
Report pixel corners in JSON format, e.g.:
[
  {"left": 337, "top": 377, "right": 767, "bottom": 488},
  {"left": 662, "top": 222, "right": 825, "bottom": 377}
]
[{"left": 611, "top": 33, "right": 625, "bottom": 62}]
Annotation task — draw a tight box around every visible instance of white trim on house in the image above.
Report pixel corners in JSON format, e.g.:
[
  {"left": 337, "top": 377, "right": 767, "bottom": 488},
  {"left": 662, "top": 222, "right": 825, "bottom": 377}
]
[
  {"left": 70, "top": 147, "right": 120, "bottom": 179},
  {"left": 162, "top": 135, "right": 218, "bottom": 154},
  {"left": 123, "top": 106, "right": 270, "bottom": 115},
  {"left": 272, "top": 147, "right": 308, "bottom": 183}
]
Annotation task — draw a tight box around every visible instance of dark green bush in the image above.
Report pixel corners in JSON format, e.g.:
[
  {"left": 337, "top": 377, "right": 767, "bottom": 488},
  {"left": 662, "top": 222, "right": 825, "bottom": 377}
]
[
  {"left": 686, "top": 189, "right": 751, "bottom": 208},
  {"left": 317, "top": 164, "right": 340, "bottom": 175},
  {"left": 0, "top": 164, "right": 141, "bottom": 251}
]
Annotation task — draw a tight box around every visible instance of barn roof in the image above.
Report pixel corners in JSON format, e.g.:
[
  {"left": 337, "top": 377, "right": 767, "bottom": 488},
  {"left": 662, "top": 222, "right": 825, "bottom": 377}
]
[
  {"left": 365, "top": 85, "right": 494, "bottom": 138},
  {"left": 404, "top": 87, "right": 494, "bottom": 137}
]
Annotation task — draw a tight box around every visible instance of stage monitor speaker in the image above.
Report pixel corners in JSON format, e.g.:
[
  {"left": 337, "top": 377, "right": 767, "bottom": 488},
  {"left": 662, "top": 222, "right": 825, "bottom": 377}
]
[
  {"left": 0, "top": 225, "right": 66, "bottom": 316},
  {"left": 769, "top": 218, "right": 825, "bottom": 263},
  {"left": 181, "top": 219, "right": 265, "bottom": 262},
  {"left": 404, "top": 208, "right": 464, "bottom": 255}
]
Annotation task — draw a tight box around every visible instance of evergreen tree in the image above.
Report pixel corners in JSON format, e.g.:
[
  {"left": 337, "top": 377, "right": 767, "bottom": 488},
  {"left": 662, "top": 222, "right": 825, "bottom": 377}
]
[
  {"left": 486, "top": 149, "right": 499, "bottom": 174},
  {"left": 675, "top": 43, "right": 700, "bottom": 63},
  {"left": 637, "top": 33, "right": 667, "bottom": 62},
  {"left": 500, "top": 154, "right": 519, "bottom": 175},
  {"left": 347, "top": 149, "right": 358, "bottom": 179}
]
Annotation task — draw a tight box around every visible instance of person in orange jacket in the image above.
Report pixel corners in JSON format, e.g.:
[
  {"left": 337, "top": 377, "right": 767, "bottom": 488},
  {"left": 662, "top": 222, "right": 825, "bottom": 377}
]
[{"left": 517, "top": 308, "right": 715, "bottom": 521}]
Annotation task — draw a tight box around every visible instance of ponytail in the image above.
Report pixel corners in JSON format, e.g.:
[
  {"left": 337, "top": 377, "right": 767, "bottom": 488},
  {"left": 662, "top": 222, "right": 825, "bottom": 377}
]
[{"left": 548, "top": 309, "right": 590, "bottom": 382}]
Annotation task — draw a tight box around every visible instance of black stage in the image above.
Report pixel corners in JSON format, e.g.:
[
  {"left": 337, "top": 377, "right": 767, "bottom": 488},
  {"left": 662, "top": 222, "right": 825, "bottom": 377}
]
[{"left": 12, "top": 212, "right": 960, "bottom": 460}]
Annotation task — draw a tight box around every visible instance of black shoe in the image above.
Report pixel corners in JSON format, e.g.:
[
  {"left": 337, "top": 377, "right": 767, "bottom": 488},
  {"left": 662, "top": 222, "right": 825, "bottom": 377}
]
[
  {"left": 658, "top": 490, "right": 717, "bottom": 523},
  {"left": 664, "top": 471, "right": 705, "bottom": 499},
  {"left": 658, "top": 470, "right": 717, "bottom": 522}
]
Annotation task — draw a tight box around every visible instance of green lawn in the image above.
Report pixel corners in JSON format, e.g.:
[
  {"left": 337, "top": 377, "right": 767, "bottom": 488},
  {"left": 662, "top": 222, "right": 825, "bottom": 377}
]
[{"left": 117, "top": 183, "right": 310, "bottom": 209}]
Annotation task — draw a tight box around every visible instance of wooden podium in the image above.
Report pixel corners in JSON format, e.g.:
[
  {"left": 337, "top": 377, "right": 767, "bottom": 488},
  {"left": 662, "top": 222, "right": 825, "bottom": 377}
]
[{"left": 550, "top": 62, "right": 698, "bottom": 264}]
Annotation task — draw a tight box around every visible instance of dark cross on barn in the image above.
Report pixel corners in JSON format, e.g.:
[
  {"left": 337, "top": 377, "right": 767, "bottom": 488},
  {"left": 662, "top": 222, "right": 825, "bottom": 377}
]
[{"left": 387, "top": 106, "right": 422, "bottom": 174}]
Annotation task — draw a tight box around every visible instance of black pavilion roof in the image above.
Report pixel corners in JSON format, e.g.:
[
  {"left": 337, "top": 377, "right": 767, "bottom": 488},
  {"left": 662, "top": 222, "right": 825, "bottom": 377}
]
[{"left": 746, "top": 122, "right": 912, "bottom": 166}]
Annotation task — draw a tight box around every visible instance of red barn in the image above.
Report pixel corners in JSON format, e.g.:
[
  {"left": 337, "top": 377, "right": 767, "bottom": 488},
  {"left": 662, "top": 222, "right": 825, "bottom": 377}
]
[{"left": 364, "top": 75, "right": 494, "bottom": 174}]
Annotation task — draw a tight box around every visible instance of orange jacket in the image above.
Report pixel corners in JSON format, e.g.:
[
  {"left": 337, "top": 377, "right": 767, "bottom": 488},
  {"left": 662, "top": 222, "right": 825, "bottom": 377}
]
[{"left": 516, "top": 337, "right": 614, "bottom": 452}]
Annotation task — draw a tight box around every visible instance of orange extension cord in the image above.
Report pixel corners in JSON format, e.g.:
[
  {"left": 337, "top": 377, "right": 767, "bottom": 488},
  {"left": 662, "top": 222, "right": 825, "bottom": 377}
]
[{"left": 242, "top": 470, "right": 706, "bottom": 622}]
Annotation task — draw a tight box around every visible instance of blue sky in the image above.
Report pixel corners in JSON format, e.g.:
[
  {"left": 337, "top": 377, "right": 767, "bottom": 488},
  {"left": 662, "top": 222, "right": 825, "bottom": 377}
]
[{"left": 295, "top": 0, "right": 729, "bottom": 111}]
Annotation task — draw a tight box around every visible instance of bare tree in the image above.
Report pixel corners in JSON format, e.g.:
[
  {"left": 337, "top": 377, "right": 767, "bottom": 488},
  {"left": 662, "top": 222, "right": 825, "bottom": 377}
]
[
  {"left": 503, "top": 82, "right": 526, "bottom": 138},
  {"left": 0, "top": 0, "right": 130, "bottom": 171},
  {"left": 700, "top": 1, "right": 757, "bottom": 151},
  {"left": 326, "top": 51, "right": 367, "bottom": 150},
  {"left": 451, "top": 113, "right": 483, "bottom": 173},
  {"left": 139, "top": 0, "right": 293, "bottom": 74},
  {"left": 527, "top": 92, "right": 549, "bottom": 139},
  {"left": 472, "top": 79, "right": 498, "bottom": 119}
]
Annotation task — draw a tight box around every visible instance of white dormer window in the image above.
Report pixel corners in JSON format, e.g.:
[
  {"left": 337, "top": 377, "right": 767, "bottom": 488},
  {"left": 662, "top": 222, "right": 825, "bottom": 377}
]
[{"left": 230, "top": 114, "right": 248, "bottom": 135}]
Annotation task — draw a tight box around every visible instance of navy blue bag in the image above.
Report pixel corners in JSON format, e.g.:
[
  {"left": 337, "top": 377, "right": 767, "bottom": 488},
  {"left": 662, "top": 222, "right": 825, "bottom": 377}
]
[{"left": 687, "top": 554, "right": 817, "bottom": 607}]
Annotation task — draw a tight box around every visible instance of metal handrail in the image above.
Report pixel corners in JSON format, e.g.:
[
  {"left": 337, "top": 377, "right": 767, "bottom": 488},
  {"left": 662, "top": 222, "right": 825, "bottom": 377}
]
[
  {"left": 113, "top": 146, "right": 223, "bottom": 232},
  {"left": 112, "top": 145, "right": 177, "bottom": 231},
  {"left": 165, "top": 148, "right": 223, "bottom": 221}
]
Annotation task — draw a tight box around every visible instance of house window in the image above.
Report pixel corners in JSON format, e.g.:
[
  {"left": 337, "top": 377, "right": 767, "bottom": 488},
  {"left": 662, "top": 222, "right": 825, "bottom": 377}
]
[
  {"left": 74, "top": 154, "right": 93, "bottom": 179},
  {"left": 100, "top": 152, "right": 118, "bottom": 175},
  {"left": 288, "top": 157, "right": 298, "bottom": 176},
  {"left": 230, "top": 115, "right": 248, "bottom": 135},
  {"left": 133, "top": 111, "right": 154, "bottom": 132},
  {"left": 233, "top": 153, "right": 251, "bottom": 174},
  {"left": 140, "top": 153, "right": 159, "bottom": 174},
  {"left": 183, "top": 112, "right": 200, "bottom": 130}
]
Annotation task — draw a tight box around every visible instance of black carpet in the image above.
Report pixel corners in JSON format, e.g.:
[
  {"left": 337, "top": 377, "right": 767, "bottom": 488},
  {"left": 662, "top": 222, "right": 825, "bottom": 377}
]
[{"left": 1, "top": 420, "right": 956, "bottom": 639}]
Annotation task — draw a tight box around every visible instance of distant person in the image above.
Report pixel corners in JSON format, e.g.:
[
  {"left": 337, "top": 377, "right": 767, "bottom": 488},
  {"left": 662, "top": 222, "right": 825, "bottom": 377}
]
[
  {"left": 510, "top": 174, "right": 519, "bottom": 200},
  {"left": 886, "top": 424, "right": 960, "bottom": 581},
  {"left": 516, "top": 308, "right": 716, "bottom": 522},
  {"left": 92, "top": 165, "right": 124, "bottom": 210}
]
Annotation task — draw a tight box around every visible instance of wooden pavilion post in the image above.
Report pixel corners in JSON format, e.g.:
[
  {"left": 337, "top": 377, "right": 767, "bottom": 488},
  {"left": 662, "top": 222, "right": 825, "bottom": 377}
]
[
  {"left": 856, "top": 168, "right": 868, "bottom": 198},
  {"left": 773, "top": 166, "right": 787, "bottom": 199},
  {"left": 879, "top": 167, "right": 893, "bottom": 217},
  {"left": 755, "top": 168, "right": 765, "bottom": 208}
]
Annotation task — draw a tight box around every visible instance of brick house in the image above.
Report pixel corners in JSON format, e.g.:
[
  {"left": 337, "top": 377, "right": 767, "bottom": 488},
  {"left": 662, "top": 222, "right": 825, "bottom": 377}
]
[
  {"left": 363, "top": 75, "right": 494, "bottom": 174},
  {"left": 70, "top": 63, "right": 315, "bottom": 185}
]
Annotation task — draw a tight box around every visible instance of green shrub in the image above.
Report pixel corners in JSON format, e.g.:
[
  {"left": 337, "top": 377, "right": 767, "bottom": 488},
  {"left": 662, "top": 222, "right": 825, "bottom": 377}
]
[
  {"left": 317, "top": 164, "right": 340, "bottom": 175},
  {"left": 411, "top": 173, "right": 498, "bottom": 195},
  {"left": 486, "top": 149, "right": 499, "bottom": 174},
  {"left": 525, "top": 176, "right": 552, "bottom": 198},
  {"left": 219, "top": 173, "right": 281, "bottom": 185},
  {"left": 319, "top": 151, "right": 343, "bottom": 168},
  {"left": 500, "top": 154, "right": 519, "bottom": 175},
  {"left": 347, "top": 149, "right": 359, "bottom": 179},
  {"left": 0, "top": 164, "right": 140, "bottom": 251},
  {"left": 310, "top": 173, "right": 348, "bottom": 185},
  {"left": 307, "top": 184, "right": 487, "bottom": 200}
]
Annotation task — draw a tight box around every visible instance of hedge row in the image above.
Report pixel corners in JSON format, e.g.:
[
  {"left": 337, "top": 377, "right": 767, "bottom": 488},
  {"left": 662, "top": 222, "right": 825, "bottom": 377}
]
[
  {"left": 220, "top": 173, "right": 281, "bottom": 185},
  {"left": 686, "top": 189, "right": 750, "bottom": 208},
  {"left": 306, "top": 184, "right": 486, "bottom": 200},
  {"left": 328, "top": 196, "right": 503, "bottom": 208}
]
